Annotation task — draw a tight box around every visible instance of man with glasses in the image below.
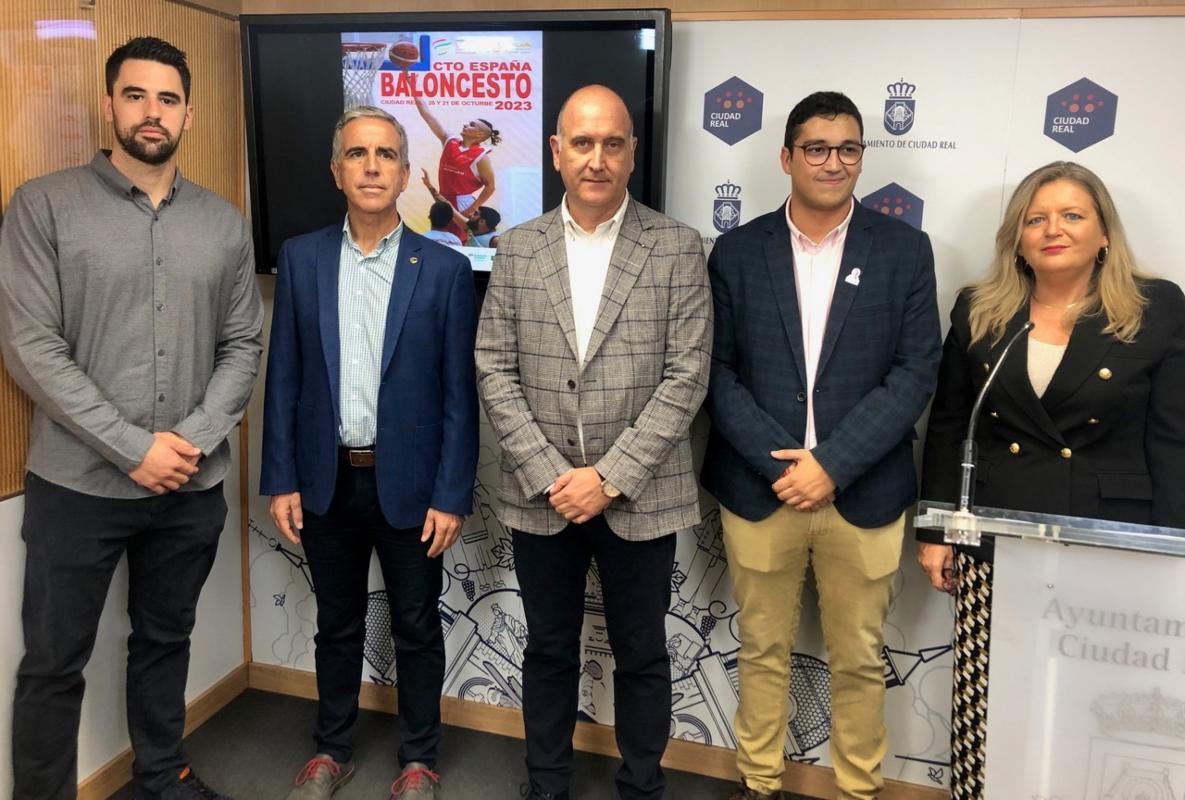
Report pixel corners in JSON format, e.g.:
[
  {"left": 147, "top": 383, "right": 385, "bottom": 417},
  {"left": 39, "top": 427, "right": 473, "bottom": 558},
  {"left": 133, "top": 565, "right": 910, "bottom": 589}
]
[{"left": 701, "top": 91, "right": 941, "bottom": 800}]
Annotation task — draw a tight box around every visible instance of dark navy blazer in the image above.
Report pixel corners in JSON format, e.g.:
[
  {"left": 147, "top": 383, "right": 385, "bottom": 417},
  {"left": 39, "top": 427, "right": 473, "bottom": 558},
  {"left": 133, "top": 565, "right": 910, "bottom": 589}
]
[
  {"left": 702, "top": 201, "right": 942, "bottom": 529},
  {"left": 259, "top": 224, "right": 478, "bottom": 527}
]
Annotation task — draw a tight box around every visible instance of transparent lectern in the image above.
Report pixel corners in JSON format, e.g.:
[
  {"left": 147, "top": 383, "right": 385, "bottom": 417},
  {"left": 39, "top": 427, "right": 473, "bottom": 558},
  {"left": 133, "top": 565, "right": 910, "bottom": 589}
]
[{"left": 915, "top": 500, "right": 1185, "bottom": 799}]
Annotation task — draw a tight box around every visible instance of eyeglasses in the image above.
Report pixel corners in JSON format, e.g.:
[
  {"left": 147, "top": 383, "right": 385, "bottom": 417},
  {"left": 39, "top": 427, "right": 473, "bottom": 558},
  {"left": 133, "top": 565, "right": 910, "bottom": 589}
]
[{"left": 792, "top": 143, "right": 865, "bottom": 166}]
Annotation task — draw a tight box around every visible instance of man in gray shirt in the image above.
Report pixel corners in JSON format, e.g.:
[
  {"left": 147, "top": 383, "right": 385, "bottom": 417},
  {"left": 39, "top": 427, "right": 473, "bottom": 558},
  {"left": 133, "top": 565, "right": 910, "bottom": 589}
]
[{"left": 0, "top": 37, "right": 262, "bottom": 800}]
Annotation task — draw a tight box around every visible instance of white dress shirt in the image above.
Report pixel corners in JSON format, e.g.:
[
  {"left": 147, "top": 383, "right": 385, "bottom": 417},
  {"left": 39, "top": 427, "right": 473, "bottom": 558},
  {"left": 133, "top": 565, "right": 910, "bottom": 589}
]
[
  {"left": 562, "top": 194, "right": 629, "bottom": 364},
  {"left": 561, "top": 193, "right": 629, "bottom": 464},
  {"left": 786, "top": 198, "right": 854, "bottom": 449}
]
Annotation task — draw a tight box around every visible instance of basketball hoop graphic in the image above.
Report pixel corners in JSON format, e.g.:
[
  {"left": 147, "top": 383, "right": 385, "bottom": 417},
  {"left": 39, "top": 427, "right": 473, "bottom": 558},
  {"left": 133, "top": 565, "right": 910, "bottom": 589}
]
[{"left": 341, "top": 43, "right": 387, "bottom": 110}]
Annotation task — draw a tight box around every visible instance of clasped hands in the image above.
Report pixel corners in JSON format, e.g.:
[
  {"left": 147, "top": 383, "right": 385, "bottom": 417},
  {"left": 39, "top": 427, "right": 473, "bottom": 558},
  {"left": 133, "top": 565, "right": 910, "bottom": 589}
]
[
  {"left": 770, "top": 448, "right": 836, "bottom": 512},
  {"left": 549, "top": 466, "right": 612, "bottom": 524},
  {"left": 128, "top": 431, "right": 201, "bottom": 495}
]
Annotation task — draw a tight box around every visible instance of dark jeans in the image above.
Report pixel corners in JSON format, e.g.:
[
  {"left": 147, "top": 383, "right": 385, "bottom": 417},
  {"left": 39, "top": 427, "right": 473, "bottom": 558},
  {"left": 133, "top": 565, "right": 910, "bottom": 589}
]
[
  {"left": 300, "top": 464, "right": 444, "bottom": 768},
  {"left": 513, "top": 517, "right": 676, "bottom": 800},
  {"left": 13, "top": 472, "right": 226, "bottom": 800}
]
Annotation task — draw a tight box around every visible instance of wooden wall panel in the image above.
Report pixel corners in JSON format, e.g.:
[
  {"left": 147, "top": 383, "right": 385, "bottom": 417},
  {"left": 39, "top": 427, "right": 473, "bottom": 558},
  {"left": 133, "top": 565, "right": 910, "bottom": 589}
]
[
  {"left": 239, "top": 0, "right": 1185, "bottom": 17},
  {"left": 0, "top": 4, "right": 102, "bottom": 202},
  {"left": 0, "top": 374, "right": 32, "bottom": 500},
  {"left": 0, "top": 3, "right": 101, "bottom": 498},
  {"left": 0, "top": 0, "right": 244, "bottom": 498}
]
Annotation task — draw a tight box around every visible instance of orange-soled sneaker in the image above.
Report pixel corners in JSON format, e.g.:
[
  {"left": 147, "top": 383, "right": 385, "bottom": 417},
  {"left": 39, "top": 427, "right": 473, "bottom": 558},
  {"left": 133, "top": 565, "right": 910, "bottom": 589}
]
[{"left": 160, "top": 767, "right": 233, "bottom": 800}]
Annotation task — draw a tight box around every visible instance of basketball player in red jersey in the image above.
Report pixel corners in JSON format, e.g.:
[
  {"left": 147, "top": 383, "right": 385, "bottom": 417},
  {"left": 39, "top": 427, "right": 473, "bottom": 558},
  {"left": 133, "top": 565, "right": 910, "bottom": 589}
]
[{"left": 410, "top": 83, "right": 500, "bottom": 240}]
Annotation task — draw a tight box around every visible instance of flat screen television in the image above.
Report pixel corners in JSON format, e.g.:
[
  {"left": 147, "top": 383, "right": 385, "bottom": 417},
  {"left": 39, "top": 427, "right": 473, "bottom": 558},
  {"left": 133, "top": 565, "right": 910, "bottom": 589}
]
[{"left": 240, "top": 10, "right": 671, "bottom": 275}]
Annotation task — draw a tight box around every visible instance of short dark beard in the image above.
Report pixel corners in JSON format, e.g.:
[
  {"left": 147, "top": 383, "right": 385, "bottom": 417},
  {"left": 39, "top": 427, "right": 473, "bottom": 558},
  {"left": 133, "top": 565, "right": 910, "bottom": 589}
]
[{"left": 114, "top": 120, "right": 181, "bottom": 166}]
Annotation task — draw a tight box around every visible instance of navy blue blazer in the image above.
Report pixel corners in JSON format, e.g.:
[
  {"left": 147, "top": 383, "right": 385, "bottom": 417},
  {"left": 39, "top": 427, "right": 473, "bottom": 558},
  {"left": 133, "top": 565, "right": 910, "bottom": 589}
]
[
  {"left": 702, "top": 201, "right": 942, "bottom": 529},
  {"left": 259, "top": 224, "right": 478, "bottom": 527}
]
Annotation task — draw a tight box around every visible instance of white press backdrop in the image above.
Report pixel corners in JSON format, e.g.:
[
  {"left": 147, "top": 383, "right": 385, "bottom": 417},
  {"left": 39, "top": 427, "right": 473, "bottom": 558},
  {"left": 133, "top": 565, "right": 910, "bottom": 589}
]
[{"left": 245, "top": 16, "right": 1185, "bottom": 793}]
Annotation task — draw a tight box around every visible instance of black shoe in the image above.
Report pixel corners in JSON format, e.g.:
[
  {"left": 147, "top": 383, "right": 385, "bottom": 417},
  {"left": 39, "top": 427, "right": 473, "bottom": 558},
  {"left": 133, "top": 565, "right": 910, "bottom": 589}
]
[
  {"left": 518, "top": 781, "right": 570, "bottom": 800},
  {"left": 160, "top": 768, "right": 234, "bottom": 800}
]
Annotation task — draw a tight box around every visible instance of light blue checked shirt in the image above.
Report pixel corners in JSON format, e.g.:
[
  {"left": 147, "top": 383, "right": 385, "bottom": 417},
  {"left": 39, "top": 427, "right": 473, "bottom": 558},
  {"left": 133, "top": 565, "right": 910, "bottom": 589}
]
[{"left": 337, "top": 216, "right": 403, "bottom": 448}]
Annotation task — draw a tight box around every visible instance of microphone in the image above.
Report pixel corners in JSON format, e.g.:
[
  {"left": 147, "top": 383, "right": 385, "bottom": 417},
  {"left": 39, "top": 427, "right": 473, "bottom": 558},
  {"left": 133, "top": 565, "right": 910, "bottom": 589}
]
[{"left": 947, "top": 319, "right": 1035, "bottom": 546}]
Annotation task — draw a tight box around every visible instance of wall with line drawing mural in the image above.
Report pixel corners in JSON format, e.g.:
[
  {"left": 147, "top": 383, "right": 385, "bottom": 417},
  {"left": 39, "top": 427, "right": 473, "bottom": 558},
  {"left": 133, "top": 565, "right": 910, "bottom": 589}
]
[
  {"left": 246, "top": 15, "right": 1185, "bottom": 794},
  {"left": 247, "top": 410, "right": 955, "bottom": 790}
]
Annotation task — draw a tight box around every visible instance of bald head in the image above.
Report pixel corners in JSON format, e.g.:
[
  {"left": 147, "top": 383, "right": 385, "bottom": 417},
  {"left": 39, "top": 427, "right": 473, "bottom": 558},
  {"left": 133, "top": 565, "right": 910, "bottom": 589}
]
[
  {"left": 555, "top": 84, "right": 634, "bottom": 140},
  {"left": 550, "top": 84, "right": 638, "bottom": 232}
]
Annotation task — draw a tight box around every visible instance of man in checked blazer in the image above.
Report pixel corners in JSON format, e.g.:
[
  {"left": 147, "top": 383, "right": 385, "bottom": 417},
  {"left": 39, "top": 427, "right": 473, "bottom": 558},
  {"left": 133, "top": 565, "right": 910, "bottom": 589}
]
[
  {"left": 702, "top": 92, "right": 941, "bottom": 800},
  {"left": 476, "top": 85, "right": 712, "bottom": 800}
]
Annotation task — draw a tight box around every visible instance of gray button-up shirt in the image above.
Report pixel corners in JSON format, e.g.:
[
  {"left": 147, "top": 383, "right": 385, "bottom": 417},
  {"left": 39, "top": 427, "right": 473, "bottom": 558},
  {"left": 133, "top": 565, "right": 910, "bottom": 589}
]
[{"left": 0, "top": 151, "right": 264, "bottom": 498}]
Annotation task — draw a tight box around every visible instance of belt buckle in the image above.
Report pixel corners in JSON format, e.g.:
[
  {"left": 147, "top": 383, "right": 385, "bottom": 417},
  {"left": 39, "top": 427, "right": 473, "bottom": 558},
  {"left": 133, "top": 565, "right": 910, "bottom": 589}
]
[{"left": 349, "top": 449, "right": 374, "bottom": 467}]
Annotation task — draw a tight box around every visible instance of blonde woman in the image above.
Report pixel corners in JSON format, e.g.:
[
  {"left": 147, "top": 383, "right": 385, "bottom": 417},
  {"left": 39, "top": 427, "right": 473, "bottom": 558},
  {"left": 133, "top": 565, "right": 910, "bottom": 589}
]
[{"left": 917, "top": 161, "right": 1185, "bottom": 797}]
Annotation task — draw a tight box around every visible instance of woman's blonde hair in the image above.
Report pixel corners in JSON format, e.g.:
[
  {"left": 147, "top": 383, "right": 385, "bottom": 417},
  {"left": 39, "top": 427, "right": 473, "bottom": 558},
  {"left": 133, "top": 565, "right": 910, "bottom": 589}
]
[{"left": 967, "top": 161, "right": 1147, "bottom": 345}]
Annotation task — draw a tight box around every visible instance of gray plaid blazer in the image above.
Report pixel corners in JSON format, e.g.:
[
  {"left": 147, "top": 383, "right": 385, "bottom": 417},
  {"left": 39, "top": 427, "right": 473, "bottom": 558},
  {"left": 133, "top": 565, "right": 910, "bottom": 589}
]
[{"left": 476, "top": 199, "right": 713, "bottom": 539}]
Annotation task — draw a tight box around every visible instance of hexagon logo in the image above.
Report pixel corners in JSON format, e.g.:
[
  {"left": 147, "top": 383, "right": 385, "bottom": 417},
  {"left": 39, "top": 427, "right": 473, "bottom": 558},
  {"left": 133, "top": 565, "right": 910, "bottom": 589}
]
[
  {"left": 703, "top": 77, "right": 763, "bottom": 145},
  {"left": 861, "top": 183, "right": 924, "bottom": 230},
  {"left": 1044, "top": 78, "right": 1118, "bottom": 153}
]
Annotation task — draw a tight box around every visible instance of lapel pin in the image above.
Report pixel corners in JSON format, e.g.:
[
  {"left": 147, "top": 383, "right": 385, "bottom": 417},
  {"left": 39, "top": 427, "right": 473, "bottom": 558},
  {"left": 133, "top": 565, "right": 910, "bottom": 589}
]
[
  {"left": 844, "top": 268, "right": 861, "bottom": 286},
  {"left": 409, "top": 256, "right": 419, "bottom": 264}
]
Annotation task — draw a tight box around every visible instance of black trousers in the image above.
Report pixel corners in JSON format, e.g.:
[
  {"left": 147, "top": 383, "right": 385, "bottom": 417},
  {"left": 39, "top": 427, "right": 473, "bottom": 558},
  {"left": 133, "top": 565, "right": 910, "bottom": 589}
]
[
  {"left": 13, "top": 472, "right": 226, "bottom": 800},
  {"left": 300, "top": 464, "right": 444, "bottom": 768},
  {"left": 512, "top": 517, "right": 676, "bottom": 800}
]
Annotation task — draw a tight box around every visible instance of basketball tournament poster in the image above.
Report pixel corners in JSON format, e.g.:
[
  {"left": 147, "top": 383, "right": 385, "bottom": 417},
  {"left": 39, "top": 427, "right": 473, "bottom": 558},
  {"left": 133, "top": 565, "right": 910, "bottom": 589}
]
[{"left": 341, "top": 31, "right": 544, "bottom": 251}]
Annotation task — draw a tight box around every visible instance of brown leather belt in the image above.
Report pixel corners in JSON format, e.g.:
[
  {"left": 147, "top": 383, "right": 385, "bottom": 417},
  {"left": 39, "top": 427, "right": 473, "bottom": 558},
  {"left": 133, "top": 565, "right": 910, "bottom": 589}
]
[{"left": 339, "top": 447, "right": 375, "bottom": 467}]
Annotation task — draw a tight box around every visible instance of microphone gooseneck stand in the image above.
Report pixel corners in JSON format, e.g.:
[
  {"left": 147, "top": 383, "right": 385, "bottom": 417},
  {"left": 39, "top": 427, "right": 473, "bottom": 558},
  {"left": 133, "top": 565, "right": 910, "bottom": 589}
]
[{"left": 947, "top": 319, "right": 1035, "bottom": 546}]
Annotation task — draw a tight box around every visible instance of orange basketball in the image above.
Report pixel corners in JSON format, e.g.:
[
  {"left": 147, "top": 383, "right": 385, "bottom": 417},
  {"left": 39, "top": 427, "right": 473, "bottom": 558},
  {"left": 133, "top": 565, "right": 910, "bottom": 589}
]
[{"left": 390, "top": 42, "right": 420, "bottom": 66}]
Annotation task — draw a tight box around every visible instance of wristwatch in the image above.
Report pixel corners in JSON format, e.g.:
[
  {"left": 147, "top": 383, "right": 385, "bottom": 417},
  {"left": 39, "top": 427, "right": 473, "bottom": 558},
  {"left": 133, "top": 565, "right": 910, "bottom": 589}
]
[{"left": 600, "top": 476, "right": 621, "bottom": 499}]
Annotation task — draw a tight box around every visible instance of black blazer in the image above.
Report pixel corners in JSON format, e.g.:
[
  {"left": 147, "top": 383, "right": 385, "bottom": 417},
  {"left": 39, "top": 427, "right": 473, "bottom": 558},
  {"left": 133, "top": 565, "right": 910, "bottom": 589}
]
[{"left": 919, "top": 278, "right": 1185, "bottom": 559}]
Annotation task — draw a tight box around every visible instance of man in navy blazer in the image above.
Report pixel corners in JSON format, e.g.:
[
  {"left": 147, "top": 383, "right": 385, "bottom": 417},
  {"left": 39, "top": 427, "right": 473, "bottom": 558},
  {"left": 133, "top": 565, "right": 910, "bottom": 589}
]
[
  {"left": 702, "top": 92, "right": 940, "bottom": 800},
  {"left": 260, "top": 106, "right": 477, "bottom": 800}
]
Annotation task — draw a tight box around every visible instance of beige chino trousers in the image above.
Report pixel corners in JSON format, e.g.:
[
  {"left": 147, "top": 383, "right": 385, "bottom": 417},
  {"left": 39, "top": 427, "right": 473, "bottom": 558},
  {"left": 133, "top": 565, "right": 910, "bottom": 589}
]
[{"left": 722, "top": 503, "right": 904, "bottom": 799}]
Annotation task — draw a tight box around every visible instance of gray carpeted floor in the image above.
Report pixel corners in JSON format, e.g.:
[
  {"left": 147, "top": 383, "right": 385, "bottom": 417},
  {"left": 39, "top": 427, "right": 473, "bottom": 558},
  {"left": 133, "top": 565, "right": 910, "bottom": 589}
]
[{"left": 107, "top": 689, "right": 813, "bottom": 799}]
